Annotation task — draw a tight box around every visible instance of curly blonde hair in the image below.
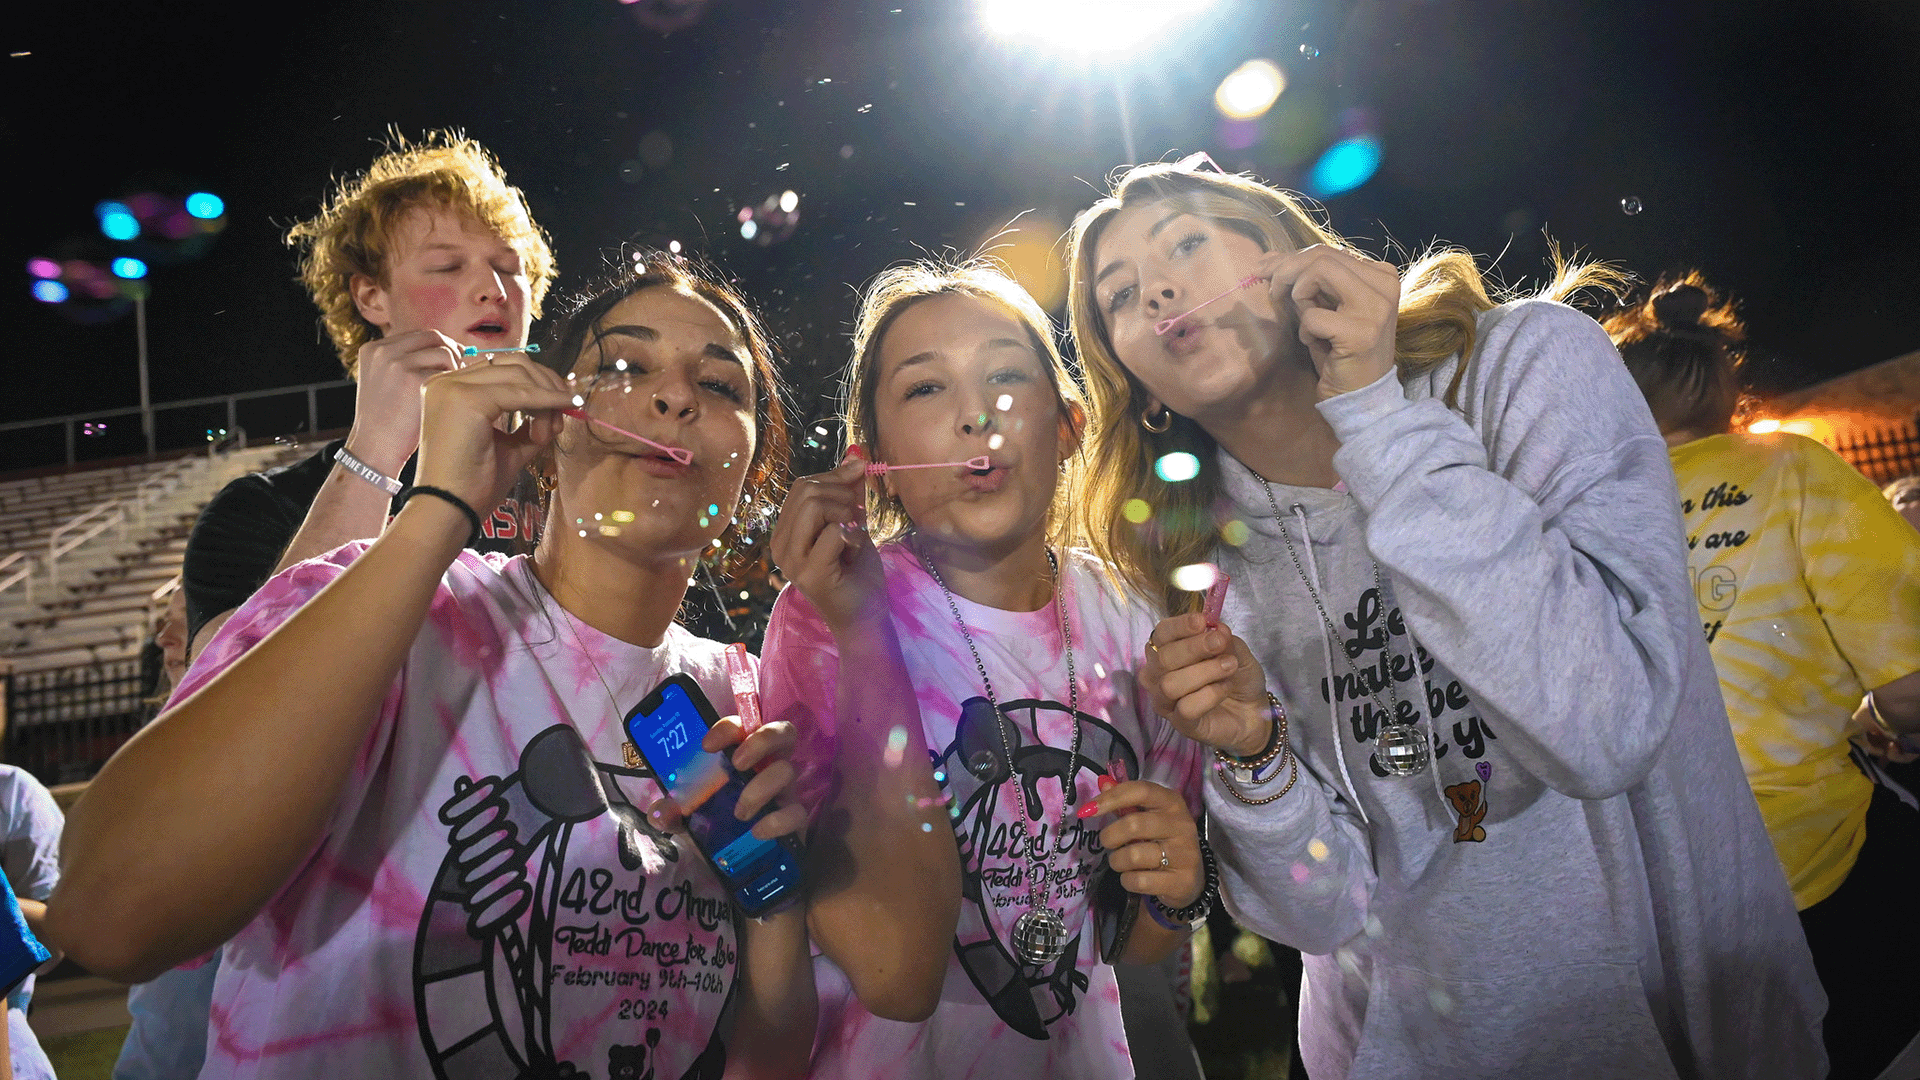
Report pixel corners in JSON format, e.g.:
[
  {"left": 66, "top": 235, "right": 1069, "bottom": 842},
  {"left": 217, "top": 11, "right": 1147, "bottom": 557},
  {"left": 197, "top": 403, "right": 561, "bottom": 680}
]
[
  {"left": 843, "top": 258, "right": 1089, "bottom": 547},
  {"left": 1065, "top": 162, "right": 1622, "bottom": 613},
  {"left": 286, "top": 131, "right": 556, "bottom": 377}
]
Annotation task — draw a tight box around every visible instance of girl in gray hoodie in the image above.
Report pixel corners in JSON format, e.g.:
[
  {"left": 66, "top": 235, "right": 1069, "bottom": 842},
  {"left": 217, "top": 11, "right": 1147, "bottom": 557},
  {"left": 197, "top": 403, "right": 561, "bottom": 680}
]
[{"left": 1061, "top": 161, "right": 1826, "bottom": 1079}]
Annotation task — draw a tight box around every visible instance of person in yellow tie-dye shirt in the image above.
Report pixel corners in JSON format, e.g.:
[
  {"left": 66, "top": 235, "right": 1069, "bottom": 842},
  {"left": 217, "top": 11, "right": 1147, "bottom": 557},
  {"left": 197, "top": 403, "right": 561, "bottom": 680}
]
[{"left": 1606, "top": 273, "right": 1920, "bottom": 1080}]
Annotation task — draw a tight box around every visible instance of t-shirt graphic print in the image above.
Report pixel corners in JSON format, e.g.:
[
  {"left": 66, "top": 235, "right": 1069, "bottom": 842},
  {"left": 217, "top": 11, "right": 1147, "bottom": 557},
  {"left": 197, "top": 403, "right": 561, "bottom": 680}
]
[
  {"left": 759, "top": 543, "right": 1203, "bottom": 1080},
  {"left": 177, "top": 545, "right": 744, "bottom": 1080}
]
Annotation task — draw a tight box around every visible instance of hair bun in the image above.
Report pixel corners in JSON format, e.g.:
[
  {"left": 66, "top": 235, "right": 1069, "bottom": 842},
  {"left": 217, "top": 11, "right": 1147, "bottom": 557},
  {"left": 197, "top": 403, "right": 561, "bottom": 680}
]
[{"left": 1651, "top": 283, "right": 1711, "bottom": 330}]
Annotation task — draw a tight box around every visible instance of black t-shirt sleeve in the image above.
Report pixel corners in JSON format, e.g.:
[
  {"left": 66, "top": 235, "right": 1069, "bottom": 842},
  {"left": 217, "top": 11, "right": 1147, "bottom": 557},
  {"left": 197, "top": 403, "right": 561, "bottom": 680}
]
[{"left": 181, "top": 473, "right": 307, "bottom": 642}]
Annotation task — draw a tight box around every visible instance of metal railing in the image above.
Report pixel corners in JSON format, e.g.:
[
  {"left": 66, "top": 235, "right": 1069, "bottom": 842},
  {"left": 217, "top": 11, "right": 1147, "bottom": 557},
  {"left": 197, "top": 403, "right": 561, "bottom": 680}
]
[
  {"left": 0, "top": 378, "right": 353, "bottom": 466},
  {"left": 4, "top": 454, "right": 209, "bottom": 603},
  {"left": 3, "top": 658, "right": 153, "bottom": 785},
  {"left": 0, "top": 551, "right": 32, "bottom": 606}
]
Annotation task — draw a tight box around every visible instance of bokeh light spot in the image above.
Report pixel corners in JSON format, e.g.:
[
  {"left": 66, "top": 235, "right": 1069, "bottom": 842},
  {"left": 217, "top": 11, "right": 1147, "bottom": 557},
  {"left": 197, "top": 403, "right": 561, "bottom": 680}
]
[
  {"left": 100, "top": 210, "right": 140, "bottom": 241},
  {"left": 1170, "top": 562, "right": 1219, "bottom": 592},
  {"left": 1155, "top": 451, "right": 1201, "bottom": 482},
  {"left": 185, "top": 192, "right": 225, "bottom": 219},
  {"left": 994, "top": 393, "right": 1013, "bottom": 412},
  {"left": 1221, "top": 519, "right": 1251, "bottom": 546},
  {"left": 26, "top": 258, "right": 60, "bottom": 279},
  {"left": 1122, "top": 498, "right": 1152, "bottom": 524},
  {"left": 31, "top": 280, "right": 69, "bottom": 303},
  {"left": 111, "top": 257, "right": 147, "bottom": 279},
  {"left": 1215, "top": 58, "right": 1285, "bottom": 120},
  {"left": 1305, "top": 136, "right": 1382, "bottom": 198}
]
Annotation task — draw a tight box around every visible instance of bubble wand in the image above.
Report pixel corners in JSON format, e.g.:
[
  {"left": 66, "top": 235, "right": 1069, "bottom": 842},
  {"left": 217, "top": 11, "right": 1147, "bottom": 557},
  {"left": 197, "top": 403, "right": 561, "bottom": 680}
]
[
  {"left": 1154, "top": 275, "right": 1268, "bottom": 336},
  {"left": 863, "top": 456, "right": 992, "bottom": 476},
  {"left": 461, "top": 344, "right": 542, "bottom": 356},
  {"left": 561, "top": 408, "right": 695, "bottom": 465}
]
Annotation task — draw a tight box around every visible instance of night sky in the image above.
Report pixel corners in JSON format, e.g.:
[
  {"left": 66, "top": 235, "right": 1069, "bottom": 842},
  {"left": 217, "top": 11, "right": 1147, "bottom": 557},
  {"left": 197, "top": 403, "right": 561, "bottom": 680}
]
[{"left": 6, "top": 0, "right": 1919, "bottom": 467}]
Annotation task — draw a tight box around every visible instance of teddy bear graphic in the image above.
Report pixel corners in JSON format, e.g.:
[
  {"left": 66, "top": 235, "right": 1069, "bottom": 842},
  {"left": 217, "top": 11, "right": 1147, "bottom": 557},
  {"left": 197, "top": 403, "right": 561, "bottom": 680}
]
[{"left": 1444, "top": 779, "right": 1488, "bottom": 843}]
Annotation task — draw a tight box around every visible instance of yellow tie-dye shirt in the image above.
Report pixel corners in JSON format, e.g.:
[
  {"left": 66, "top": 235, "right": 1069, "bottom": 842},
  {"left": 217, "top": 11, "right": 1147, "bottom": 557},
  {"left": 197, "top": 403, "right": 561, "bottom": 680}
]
[{"left": 1671, "top": 432, "right": 1920, "bottom": 908}]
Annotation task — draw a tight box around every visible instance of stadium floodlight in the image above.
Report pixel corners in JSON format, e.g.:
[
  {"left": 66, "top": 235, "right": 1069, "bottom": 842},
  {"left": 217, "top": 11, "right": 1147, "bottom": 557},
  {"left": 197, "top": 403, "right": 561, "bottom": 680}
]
[{"left": 979, "top": 0, "right": 1215, "bottom": 54}]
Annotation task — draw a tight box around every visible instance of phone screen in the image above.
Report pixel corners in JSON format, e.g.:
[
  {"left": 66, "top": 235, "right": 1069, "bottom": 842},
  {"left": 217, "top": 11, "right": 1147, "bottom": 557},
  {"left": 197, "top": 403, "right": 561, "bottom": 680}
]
[{"left": 625, "top": 676, "right": 803, "bottom": 915}]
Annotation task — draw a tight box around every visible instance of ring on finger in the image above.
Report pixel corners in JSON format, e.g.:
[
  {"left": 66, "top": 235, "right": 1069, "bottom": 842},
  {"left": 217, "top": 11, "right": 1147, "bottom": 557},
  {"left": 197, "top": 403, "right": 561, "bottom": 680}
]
[
  {"left": 1158, "top": 842, "right": 1171, "bottom": 870},
  {"left": 1146, "top": 639, "right": 1161, "bottom": 656}
]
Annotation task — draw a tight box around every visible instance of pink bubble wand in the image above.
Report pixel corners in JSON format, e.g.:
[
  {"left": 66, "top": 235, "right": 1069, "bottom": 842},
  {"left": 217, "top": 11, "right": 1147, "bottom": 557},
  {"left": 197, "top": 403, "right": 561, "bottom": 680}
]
[
  {"left": 562, "top": 408, "right": 694, "bottom": 465},
  {"left": 864, "top": 456, "right": 991, "bottom": 476},
  {"left": 1155, "top": 274, "right": 1269, "bottom": 336}
]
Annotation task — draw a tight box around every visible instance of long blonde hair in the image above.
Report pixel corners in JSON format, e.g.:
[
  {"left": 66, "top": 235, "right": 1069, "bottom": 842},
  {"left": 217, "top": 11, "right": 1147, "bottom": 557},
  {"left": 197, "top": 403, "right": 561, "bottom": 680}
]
[
  {"left": 1065, "top": 162, "right": 1621, "bottom": 613},
  {"left": 844, "top": 258, "right": 1089, "bottom": 547}
]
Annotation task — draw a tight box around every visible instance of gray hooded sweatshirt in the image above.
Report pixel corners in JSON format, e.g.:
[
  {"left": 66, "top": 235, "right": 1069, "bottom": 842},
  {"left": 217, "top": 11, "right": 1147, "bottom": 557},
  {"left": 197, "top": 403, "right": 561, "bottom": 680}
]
[{"left": 1207, "top": 300, "right": 1824, "bottom": 1079}]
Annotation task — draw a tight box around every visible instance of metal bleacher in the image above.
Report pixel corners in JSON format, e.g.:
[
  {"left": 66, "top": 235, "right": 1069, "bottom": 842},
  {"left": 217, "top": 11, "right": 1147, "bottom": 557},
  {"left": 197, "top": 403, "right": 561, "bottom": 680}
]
[{"left": 0, "top": 440, "right": 310, "bottom": 783}]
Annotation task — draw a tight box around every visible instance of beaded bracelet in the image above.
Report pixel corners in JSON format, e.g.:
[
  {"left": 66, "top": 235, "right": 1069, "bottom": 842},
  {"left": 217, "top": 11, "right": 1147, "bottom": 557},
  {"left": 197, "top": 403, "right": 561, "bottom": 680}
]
[
  {"left": 1147, "top": 836, "right": 1218, "bottom": 929},
  {"left": 1215, "top": 694, "right": 1299, "bottom": 805},
  {"left": 1213, "top": 693, "right": 1289, "bottom": 774}
]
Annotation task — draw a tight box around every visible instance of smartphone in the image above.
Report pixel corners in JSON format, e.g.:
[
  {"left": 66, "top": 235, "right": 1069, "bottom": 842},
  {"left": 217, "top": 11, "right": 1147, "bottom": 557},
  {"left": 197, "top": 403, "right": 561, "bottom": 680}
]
[
  {"left": 1202, "top": 569, "right": 1231, "bottom": 628},
  {"left": 625, "top": 674, "right": 804, "bottom": 917}
]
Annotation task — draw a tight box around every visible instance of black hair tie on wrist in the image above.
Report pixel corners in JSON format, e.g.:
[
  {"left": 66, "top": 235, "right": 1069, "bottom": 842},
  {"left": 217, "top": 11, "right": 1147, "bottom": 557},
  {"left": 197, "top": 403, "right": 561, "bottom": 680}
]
[{"left": 397, "top": 485, "right": 483, "bottom": 547}]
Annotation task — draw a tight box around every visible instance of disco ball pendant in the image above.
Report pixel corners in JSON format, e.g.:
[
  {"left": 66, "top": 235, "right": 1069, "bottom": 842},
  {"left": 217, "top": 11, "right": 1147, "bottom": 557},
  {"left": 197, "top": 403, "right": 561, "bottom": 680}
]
[
  {"left": 1012, "top": 906, "right": 1069, "bottom": 967},
  {"left": 1371, "top": 723, "right": 1430, "bottom": 778}
]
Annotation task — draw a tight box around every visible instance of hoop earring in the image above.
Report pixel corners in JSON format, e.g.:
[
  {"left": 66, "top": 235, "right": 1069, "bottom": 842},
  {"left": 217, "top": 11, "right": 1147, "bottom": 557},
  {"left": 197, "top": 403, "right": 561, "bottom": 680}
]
[
  {"left": 535, "top": 472, "right": 557, "bottom": 496},
  {"left": 1141, "top": 405, "right": 1173, "bottom": 434}
]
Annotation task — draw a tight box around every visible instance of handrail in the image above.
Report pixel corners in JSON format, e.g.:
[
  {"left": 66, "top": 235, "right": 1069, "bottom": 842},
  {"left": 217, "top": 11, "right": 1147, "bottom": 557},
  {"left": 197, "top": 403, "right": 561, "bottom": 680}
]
[
  {"left": 131, "top": 456, "right": 201, "bottom": 524},
  {"left": 48, "top": 501, "right": 129, "bottom": 589},
  {"left": 0, "top": 377, "right": 353, "bottom": 467},
  {"left": 0, "top": 379, "right": 355, "bottom": 434},
  {"left": 0, "top": 550, "right": 33, "bottom": 606}
]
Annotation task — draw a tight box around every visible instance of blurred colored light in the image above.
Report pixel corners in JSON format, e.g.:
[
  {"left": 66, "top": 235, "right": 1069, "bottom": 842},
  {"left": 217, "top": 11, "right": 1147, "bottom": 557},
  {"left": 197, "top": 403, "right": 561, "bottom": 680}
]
[
  {"left": 27, "top": 258, "right": 60, "bottom": 279},
  {"left": 980, "top": 0, "right": 1214, "bottom": 53},
  {"left": 1747, "top": 419, "right": 1781, "bottom": 434},
  {"left": 778, "top": 190, "right": 799, "bottom": 213},
  {"left": 185, "top": 192, "right": 225, "bottom": 219},
  {"left": 1305, "top": 136, "right": 1382, "bottom": 198},
  {"left": 1215, "top": 59, "right": 1285, "bottom": 120},
  {"left": 1171, "top": 562, "right": 1219, "bottom": 592},
  {"left": 100, "top": 211, "right": 140, "bottom": 240},
  {"left": 740, "top": 220, "right": 759, "bottom": 240},
  {"left": 1122, "top": 498, "right": 1152, "bottom": 524},
  {"left": 31, "top": 280, "right": 69, "bottom": 303},
  {"left": 1779, "top": 416, "right": 1835, "bottom": 443},
  {"left": 111, "top": 257, "right": 148, "bottom": 279},
  {"left": 95, "top": 200, "right": 131, "bottom": 221},
  {"left": 1155, "top": 451, "right": 1201, "bottom": 482}
]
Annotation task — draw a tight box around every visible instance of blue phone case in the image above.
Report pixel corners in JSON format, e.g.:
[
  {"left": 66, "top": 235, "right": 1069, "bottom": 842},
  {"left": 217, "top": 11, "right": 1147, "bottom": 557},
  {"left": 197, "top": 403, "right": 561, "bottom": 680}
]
[{"left": 625, "top": 674, "right": 804, "bottom": 918}]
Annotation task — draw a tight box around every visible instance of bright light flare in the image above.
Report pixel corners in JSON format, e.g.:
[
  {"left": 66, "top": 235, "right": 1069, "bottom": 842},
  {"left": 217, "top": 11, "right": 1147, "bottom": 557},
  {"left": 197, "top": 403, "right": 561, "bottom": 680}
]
[
  {"left": 1170, "top": 562, "right": 1219, "bottom": 592},
  {"left": 31, "top": 280, "right": 68, "bottom": 303},
  {"left": 1215, "top": 59, "right": 1284, "bottom": 120},
  {"left": 980, "top": 0, "right": 1215, "bottom": 53},
  {"left": 1747, "top": 419, "right": 1781, "bottom": 434},
  {"left": 111, "top": 257, "right": 148, "bottom": 279}
]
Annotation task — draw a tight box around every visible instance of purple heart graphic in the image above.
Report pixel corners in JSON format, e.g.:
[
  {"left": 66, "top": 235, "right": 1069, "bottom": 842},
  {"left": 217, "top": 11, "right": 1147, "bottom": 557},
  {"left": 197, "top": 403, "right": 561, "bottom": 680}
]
[{"left": 1475, "top": 761, "right": 1492, "bottom": 782}]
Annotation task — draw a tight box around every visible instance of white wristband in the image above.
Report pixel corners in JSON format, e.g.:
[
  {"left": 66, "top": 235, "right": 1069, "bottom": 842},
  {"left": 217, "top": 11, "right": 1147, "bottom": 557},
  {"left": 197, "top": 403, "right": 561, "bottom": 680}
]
[{"left": 333, "top": 446, "right": 404, "bottom": 496}]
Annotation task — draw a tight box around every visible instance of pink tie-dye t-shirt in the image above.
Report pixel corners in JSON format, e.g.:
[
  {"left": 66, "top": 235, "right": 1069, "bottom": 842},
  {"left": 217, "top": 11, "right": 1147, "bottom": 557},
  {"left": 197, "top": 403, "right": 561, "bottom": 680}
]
[
  {"left": 175, "top": 543, "right": 746, "bottom": 1080},
  {"left": 759, "top": 544, "right": 1204, "bottom": 1080}
]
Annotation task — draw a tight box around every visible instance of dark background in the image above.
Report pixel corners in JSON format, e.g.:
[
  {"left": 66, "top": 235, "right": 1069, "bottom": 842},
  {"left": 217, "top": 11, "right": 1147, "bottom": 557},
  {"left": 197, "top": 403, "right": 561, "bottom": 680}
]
[{"left": 6, "top": 0, "right": 1919, "bottom": 462}]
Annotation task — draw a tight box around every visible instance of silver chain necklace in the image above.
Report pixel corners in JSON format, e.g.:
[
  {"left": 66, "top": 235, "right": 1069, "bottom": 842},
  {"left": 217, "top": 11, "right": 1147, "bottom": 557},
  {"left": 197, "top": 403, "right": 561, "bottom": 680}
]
[
  {"left": 1256, "top": 480, "right": 1430, "bottom": 778},
  {"left": 917, "top": 538, "right": 1081, "bottom": 968}
]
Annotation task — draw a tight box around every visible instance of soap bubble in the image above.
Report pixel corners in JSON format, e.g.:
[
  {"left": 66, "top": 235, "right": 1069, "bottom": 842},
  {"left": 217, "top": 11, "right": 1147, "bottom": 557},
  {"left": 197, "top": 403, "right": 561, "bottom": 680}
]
[
  {"left": 1620, "top": 196, "right": 1644, "bottom": 216},
  {"left": 1299, "top": 43, "right": 1320, "bottom": 59}
]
